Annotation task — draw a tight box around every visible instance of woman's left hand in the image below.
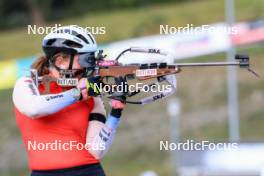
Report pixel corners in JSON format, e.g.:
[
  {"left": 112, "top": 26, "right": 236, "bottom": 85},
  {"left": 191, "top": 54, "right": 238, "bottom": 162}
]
[
  {"left": 76, "top": 78, "right": 89, "bottom": 100},
  {"left": 111, "top": 99, "right": 125, "bottom": 109}
]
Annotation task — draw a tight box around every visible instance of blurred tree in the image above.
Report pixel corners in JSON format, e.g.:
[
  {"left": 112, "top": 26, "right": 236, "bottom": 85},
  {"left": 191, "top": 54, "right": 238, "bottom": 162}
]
[
  {"left": 0, "top": 0, "right": 188, "bottom": 30},
  {"left": 0, "top": 0, "right": 30, "bottom": 29},
  {"left": 25, "top": 0, "right": 44, "bottom": 25}
]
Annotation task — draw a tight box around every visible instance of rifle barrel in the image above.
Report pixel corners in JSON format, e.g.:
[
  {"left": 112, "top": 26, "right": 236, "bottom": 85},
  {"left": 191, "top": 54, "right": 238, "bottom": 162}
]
[{"left": 175, "top": 61, "right": 240, "bottom": 67}]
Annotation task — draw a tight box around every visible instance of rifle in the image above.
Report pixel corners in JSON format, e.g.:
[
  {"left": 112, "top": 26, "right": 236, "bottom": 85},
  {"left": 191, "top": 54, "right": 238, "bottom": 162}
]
[{"left": 34, "top": 47, "right": 258, "bottom": 104}]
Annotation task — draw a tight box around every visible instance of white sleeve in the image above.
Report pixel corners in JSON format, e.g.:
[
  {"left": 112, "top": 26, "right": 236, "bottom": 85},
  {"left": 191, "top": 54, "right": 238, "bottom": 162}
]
[
  {"left": 12, "top": 77, "right": 80, "bottom": 118},
  {"left": 86, "top": 115, "right": 120, "bottom": 160},
  {"left": 91, "top": 97, "right": 106, "bottom": 116}
]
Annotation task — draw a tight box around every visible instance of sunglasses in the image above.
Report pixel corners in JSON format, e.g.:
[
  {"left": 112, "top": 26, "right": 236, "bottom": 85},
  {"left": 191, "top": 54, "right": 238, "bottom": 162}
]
[{"left": 78, "top": 52, "right": 96, "bottom": 68}]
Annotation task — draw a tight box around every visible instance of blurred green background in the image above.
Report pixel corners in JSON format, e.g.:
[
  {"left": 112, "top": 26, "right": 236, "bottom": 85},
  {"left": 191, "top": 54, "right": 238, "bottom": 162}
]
[{"left": 0, "top": 0, "right": 263, "bottom": 175}]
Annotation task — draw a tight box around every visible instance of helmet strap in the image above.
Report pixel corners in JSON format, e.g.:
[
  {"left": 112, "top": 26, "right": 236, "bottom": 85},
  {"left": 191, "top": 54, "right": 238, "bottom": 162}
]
[
  {"left": 49, "top": 54, "right": 77, "bottom": 78},
  {"left": 64, "top": 54, "right": 75, "bottom": 78},
  {"left": 68, "top": 54, "right": 74, "bottom": 70}
]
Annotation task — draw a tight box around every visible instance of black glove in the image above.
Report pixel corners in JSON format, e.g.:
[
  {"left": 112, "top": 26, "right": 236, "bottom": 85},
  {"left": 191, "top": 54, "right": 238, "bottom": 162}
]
[
  {"left": 86, "top": 76, "right": 102, "bottom": 97},
  {"left": 109, "top": 76, "right": 127, "bottom": 118}
]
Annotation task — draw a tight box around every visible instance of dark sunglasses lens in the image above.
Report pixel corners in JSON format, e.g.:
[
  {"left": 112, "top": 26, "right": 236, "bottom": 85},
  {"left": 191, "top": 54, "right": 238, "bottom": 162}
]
[{"left": 78, "top": 53, "right": 95, "bottom": 68}]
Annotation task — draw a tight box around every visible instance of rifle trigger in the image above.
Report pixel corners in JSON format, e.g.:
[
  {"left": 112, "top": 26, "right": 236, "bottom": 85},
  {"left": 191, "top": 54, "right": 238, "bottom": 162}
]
[{"left": 157, "top": 76, "right": 166, "bottom": 82}]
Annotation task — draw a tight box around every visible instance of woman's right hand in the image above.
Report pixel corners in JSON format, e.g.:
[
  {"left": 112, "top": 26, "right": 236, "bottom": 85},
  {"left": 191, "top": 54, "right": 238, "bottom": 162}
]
[{"left": 77, "top": 77, "right": 101, "bottom": 101}]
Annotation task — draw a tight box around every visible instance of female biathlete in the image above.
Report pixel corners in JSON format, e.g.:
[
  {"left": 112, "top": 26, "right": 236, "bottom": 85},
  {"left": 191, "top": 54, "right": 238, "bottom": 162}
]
[{"left": 12, "top": 25, "right": 124, "bottom": 176}]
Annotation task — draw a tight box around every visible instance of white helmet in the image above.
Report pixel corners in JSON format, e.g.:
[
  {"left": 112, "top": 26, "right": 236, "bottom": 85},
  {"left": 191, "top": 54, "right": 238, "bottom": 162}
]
[
  {"left": 42, "top": 25, "right": 97, "bottom": 58},
  {"left": 42, "top": 25, "right": 98, "bottom": 77}
]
